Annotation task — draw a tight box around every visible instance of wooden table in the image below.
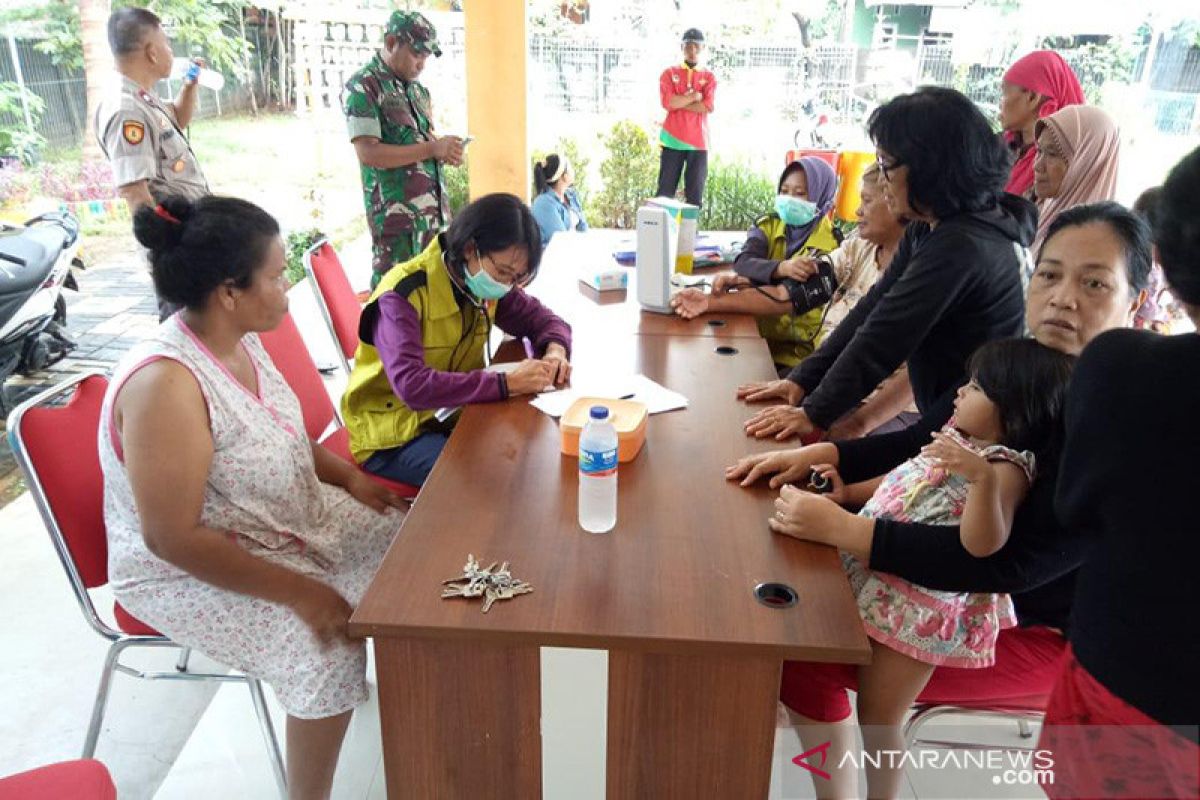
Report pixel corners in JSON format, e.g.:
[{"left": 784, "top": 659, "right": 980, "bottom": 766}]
[{"left": 350, "top": 236, "right": 870, "bottom": 798}]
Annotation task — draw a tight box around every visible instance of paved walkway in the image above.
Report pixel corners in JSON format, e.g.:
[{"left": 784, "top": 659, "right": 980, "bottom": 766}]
[{"left": 0, "top": 245, "right": 159, "bottom": 504}]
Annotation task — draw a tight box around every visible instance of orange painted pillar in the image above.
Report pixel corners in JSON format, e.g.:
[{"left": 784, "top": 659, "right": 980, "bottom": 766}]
[{"left": 463, "top": 2, "right": 528, "bottom": 202}]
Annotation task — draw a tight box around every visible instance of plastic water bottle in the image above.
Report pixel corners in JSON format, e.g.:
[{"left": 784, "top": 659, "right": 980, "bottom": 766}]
[{"left": 578, "top": 405, "right": 618, "bottom": 533}]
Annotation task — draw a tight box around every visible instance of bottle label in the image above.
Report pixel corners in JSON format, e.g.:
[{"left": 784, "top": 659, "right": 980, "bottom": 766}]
[{"left": 579, "top": 446, "right": 618, "bottom": 477}]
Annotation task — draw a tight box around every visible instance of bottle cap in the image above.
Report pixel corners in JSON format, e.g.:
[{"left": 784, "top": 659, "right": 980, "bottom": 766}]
[{"left": 589, "top": 405, "right": 609, "bottom": 420}]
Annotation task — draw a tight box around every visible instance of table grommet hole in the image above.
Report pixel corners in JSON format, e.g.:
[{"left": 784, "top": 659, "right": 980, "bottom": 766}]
[{"left": 754, "top": 582, "right": 798, "bottom": 609}]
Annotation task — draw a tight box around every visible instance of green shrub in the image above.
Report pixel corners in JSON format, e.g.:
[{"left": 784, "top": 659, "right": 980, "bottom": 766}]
[
  {"left": 698, "top": 159, "right": 776, "bottom": 232},
  {"left": 285, "top": 227, "right": 324, "bottom": 285},
  {"left": 444, "top": 160, "right": 469, "bottom": 214},
  {"left": 0, "top": 82, "right": 46, "bottom": 164},
  {"left": 591, "top": 120, "right": 658, "bottom": 229}
]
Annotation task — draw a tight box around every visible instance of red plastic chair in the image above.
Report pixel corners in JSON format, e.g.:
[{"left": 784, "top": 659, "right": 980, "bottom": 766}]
[
  {"left": 5, "top": 372, "right": 287, "bottom": 797},
  {"left": 258, "top": 312, "right": 419, "bottom": 499},
  {"left": 303, "top": 238, "right": 362, "bottom": 376},
  {"left": 0, "top": 759, "right": 115, "bottom": 799}
]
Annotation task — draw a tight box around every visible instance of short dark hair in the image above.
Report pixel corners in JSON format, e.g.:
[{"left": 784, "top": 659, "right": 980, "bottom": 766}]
[
  {"left": 1039, "top": 201, "right": 1152, "bottom": 295},
  {"left": 443, "top": 193, "right": 543, "bottom": 283},
  {"left": 1132, "top": 186, "right": 1162, "bottom": 228},
  {"left": 108, "top": 7, "right": 162, "bottom": 56},
  {"left": 868, "top": 86, "right": 1010, "bottom": 219},
  {"left": 133, "top": 195, "right": 281, "bottom": 310},
  {"left": 968, "top": 338, "right": 1076, "bottom": 463},
  {"left": 1154, "top": 145, "right": 1200, "bottom": 305}
]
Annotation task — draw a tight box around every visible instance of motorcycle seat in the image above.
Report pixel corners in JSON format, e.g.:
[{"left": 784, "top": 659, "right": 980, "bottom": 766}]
[{"left": 0, "top": 226, "right": 66, "bottom": 296}]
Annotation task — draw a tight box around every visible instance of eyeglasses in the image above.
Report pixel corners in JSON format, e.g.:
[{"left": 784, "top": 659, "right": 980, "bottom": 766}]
[
  {"left": 876, "top": 157, "right": 903, "bottom": 181},
  {"left": 483, "top": 252, "right": 530, "bottom": 285}
]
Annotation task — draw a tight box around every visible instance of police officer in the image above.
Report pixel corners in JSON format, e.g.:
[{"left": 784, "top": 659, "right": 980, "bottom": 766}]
[
  {"left": 344, "top": 11, "right": 464, "bottom": 289},
  {"left": 94, "top": 7, "right": 209, "bottom": 320},
  {"left": 95, "top": 7, "right": 209, "bottom": 212}
]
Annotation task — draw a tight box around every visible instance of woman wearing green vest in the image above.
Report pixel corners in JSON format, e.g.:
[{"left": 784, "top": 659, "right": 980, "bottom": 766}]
[
  {"left": 341, "top": 193, "right": 572, "bottom": 486},
  {"left": 681, "top": 157, "right": 840, "bottom": 371}
]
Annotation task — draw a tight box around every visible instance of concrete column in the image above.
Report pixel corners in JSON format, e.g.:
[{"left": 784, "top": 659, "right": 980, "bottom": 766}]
[{"left": 463, "top": 0, "right": 528, "bottom": 202}]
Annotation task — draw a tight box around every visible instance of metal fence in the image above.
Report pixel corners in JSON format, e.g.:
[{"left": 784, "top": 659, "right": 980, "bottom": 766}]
[{"left": 0, "top": 34, "right": 259, "bottom": 153}]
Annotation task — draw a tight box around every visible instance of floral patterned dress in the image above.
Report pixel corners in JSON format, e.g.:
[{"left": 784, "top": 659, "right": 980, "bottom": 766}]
[
  {"left": 100, "top": 316, "right": 404, "bottom": 719},
  {"left": 842, "top": 425, "right": 1034, "bottom": 668}
]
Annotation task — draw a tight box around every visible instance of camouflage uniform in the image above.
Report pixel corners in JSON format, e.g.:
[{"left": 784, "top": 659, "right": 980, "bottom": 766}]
[{"left": 343, "top": 11, "right": 450, "bottom": 281}]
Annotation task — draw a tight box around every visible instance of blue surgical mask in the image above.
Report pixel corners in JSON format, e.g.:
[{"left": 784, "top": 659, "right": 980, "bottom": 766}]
[
  {"left": 464, "top": 258, "right": 512, "bottom": 301},
  {"left": 775, "top": 194, "right": 819, "bottom": 227}
]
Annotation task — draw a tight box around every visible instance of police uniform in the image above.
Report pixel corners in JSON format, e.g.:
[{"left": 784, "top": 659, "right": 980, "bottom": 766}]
[
  {"left": 95, "top": 75, "right": 209, "bottom": 202},
  {"left": 343, "top": 11, "right": 450, "bottom": 281}
]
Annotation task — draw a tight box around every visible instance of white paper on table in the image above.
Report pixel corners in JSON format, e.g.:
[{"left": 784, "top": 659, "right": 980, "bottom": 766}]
[{"left": 528, "top": 373, "right": 687, "bottom": 417}]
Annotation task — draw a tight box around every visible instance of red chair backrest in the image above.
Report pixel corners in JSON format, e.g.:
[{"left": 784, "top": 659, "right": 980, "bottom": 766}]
[
  {"left": 308, "top": 241, "right": 362, "bottom": 362},
  {"left": 14, "top": 375, "right": 110, "bottom": 589},
  {"left": 257, "top": 312, "right": 337, "bottom": 441}
]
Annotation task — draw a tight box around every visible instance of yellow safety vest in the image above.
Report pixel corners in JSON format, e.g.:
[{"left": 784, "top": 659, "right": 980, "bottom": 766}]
[
  {"left": 753, "top": 214, "right": 839, "bottom": 370},
  {"left": 341, "top": 236, "right": 491, "bottom": 462}
]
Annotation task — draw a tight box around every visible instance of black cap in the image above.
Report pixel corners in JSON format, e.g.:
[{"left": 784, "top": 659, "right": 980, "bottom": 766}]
[{"left": 682, "top": 28, "right": 704, "bottom": 43}]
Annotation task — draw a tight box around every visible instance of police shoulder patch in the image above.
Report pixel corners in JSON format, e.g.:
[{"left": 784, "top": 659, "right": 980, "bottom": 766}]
[{"left": 122, "top": 120, "right": 145, "bottom": 145}]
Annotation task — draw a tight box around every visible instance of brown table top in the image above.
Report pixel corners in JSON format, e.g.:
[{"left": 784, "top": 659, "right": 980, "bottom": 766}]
[{"left": 351, "top": 248, "right": 870, "bottom": 661}]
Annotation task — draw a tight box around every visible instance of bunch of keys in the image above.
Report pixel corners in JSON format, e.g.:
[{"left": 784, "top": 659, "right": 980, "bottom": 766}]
[{"left": 441, "top": 554, "right": 534, "bottom": 613}]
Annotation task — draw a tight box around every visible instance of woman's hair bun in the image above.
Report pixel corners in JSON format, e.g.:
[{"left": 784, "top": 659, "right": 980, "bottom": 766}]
[{"left": 132, "top": 195, "right": 195, "bottom": 253}]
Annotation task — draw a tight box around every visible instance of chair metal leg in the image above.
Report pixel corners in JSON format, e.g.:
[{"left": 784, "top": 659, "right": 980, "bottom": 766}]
[
  {"left": 83, "top": 640, "right": 126, "bottom": 757},
  {"left": 248, "top": 679, "right": 288, "bottom": 799},
  {"left": 175, "top": 646, "right": 192, "bottom": 673}
]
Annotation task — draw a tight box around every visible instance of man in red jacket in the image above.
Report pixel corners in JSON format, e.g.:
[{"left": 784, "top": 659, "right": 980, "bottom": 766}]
[{"left": 655, "top": 28, "right": 717, "bottom": 208}]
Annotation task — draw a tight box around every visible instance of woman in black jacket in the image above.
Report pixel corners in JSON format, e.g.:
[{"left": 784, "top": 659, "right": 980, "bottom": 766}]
[
  {"left": 740, "top": 87, "right": 1035, "bottom": 442},
  {"left": 729, "top": 203, "right": 1151, "bottom": 798}
]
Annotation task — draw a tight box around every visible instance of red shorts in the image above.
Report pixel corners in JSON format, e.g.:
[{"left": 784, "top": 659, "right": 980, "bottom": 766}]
[
  {"left": 780, "top": 625, "right": 1065, "bottom": 721},
  {"left": 1038, "top": 644, "right": 1199, "bottom": 799}
]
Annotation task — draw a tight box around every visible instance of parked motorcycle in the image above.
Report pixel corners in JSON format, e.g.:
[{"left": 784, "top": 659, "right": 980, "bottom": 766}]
[{"left": 0, "top": 211, "right": 83, "bottom": 411}]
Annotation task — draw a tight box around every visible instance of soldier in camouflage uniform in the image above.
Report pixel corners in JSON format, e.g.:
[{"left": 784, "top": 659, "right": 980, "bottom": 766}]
[{"left": 344, "top": 11, "right": 464, "bottom": 287}]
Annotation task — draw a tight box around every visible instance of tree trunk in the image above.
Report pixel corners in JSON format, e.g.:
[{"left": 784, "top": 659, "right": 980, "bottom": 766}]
[{"left": 80, "top": 0, "right": 114, "bottom": 162}]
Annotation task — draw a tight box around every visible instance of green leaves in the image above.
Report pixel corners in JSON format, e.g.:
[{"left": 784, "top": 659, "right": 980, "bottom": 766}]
[{"left": 0, "top": 82, "right": 48, "bottom": 163}]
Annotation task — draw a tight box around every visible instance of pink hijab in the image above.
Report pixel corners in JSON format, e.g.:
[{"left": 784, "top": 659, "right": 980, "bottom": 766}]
[
  {"left": 1031, "top": 105, "right": 1121, "bottom": 255},
  {"left": 1003, "top": 51, "right": 1086, "bottom": 196}
]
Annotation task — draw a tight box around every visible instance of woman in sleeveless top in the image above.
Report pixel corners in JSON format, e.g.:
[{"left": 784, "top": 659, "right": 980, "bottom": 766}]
[{"left": 102, "top": 195, "right": 407, "bottom": 799}]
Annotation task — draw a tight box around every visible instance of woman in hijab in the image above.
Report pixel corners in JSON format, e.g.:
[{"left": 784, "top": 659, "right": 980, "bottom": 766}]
[
  {"left": 724, "top": 156, "right": 841, "bottom": 370},
  {"left": 1030, "top": 105, "right": 1121, "bottom": 255},
  {"left": 1000, "top": 51, "right": 1086, "bottom": 196}
]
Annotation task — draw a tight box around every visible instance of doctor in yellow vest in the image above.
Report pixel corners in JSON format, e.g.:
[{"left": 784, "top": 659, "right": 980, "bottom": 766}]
[
  {"left": 701, "top": 157, "right": 840, "bottom": 371},
  {"left": 341, "top": 193, "right": 572, "bottom": 486}
]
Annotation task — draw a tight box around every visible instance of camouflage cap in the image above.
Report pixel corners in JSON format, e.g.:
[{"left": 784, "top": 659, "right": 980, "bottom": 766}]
[{"left": 385, "top": 10, "right": 442, "bottom": 57}]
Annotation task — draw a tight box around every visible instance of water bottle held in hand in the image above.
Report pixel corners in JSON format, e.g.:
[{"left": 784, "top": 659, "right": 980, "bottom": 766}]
[
  {"left": 177, "top": 58, "right": 225, "bottom": 91},
  {"left": 578, "top": 406, "right": 618, "bottom": 533}
]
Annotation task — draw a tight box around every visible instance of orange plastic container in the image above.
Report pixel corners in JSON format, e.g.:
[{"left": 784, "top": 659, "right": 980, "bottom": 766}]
[
  {"left": 834, "top": 150, "right": 876, "bottom": 223},
  {"left": 785, "top": 148, "right": 840, "bottom": 174},
  {"left": 560, "top": 397, "right": 648, "bottom": 463}
]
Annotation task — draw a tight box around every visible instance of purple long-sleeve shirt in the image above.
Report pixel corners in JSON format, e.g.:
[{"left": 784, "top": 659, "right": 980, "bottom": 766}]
[
  {"left": 373, "top": 288, "right": 572, "bottom": 411},
  {"left": 733, "top": 223, "right": 813, "bottom": 285}
]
